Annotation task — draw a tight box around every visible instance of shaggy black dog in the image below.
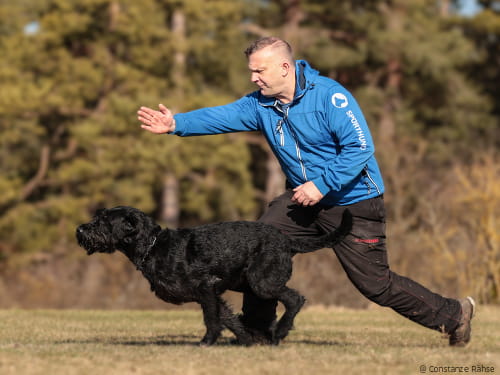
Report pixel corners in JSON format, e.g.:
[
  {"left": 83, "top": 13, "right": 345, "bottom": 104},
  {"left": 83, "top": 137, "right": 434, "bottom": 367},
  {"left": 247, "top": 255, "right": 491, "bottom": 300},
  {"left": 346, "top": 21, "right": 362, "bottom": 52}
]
[{"left": 76, "top": 206, "right": 351, "bottom": 346}]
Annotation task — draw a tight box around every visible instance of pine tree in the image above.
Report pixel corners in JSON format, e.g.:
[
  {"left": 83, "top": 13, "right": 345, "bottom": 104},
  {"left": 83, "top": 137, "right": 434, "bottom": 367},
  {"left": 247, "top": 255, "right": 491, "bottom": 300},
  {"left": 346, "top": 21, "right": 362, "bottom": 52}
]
[
  {"left": 0, "top": 0, "right": 256, "bottom": 261},
  {"left": 455, "top": 0, "right": 500, "bottom": 145}
]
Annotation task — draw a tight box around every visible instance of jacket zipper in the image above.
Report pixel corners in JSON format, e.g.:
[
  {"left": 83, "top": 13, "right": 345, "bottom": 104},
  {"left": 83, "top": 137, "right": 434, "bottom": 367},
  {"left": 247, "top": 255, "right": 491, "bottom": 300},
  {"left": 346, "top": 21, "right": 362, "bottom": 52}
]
[
  {"left": 274, "top": 102, "right": 287, "bottom": 147},
  {"left": 279, "top": 105, "right": 308, "bottom": 181},
  {"left": 267, "top": 88, "right": 310, "bottom": 182},
  {"left": 363, "top": 166, "right": 381, "bottom": 195},
  {"left": 275, "top": 119, "right": 285, "bottom": 146}
]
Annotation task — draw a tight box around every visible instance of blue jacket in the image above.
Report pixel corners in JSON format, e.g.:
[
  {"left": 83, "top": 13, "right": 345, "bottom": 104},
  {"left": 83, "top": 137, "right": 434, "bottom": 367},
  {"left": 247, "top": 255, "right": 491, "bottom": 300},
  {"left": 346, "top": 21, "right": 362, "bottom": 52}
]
[{"left": 173, "top": 60, "right": 384, "bottom": 206}]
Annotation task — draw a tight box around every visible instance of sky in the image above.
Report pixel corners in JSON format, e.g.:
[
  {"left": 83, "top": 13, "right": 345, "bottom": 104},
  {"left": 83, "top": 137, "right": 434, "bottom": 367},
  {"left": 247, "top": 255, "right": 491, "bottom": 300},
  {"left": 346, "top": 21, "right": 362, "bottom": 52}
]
[{"left": 459, "top": 0, "right": 482, "bottom": 16}]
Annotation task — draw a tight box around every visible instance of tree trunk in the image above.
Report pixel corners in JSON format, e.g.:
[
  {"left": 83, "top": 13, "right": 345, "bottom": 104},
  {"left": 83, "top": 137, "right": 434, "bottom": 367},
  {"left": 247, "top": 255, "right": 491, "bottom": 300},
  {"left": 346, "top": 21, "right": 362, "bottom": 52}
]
[
  {"left": 159, "top": 7, "right": 186, "bottom": 227},
  {"left": 440, "top": 0, "right": 451, "bottom": 17},
  {"left": 161, "top": 173, "right": 180, "bottom": 228}
]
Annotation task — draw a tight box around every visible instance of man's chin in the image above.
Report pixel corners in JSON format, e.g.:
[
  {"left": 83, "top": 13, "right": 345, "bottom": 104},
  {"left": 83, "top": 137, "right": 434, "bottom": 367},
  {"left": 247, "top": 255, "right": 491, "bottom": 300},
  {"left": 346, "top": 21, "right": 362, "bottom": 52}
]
[{"left": 259, "top": 89, "right": 273, "bottom": 97}]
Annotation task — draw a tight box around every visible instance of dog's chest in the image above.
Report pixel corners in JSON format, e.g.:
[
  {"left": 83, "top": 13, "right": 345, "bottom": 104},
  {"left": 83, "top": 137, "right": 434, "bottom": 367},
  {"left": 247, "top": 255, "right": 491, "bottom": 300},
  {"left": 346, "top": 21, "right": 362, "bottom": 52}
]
[
  {"left": 152, "top": 279, "right": 196, "bottom": 304},
  {"left": 141, "top": 264, "right": 198, "bottom": 304}
]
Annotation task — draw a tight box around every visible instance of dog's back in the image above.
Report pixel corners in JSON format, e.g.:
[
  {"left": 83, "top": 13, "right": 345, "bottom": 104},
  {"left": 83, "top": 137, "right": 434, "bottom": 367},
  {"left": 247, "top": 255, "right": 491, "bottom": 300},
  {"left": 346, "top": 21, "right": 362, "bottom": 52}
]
[
  {"left": 170, "top": 208, "right": 351, "bottom": 263},
  {"left": 151, "top": 221, "right": 291, "bottom": 295}
]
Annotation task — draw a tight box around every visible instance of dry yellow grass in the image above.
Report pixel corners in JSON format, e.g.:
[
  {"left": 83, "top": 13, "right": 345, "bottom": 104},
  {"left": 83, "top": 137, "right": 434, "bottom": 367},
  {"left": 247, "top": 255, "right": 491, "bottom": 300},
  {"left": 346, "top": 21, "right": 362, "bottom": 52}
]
[{"left": 0, "top": 305, "right": 498, "bottom": 375}]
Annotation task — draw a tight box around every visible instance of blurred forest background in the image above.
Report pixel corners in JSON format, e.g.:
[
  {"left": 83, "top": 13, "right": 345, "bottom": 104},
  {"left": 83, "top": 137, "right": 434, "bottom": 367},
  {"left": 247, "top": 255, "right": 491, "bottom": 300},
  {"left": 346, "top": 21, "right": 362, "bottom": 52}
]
[{"left": 0, "top": 0, "right": 498, "bottom": 309}]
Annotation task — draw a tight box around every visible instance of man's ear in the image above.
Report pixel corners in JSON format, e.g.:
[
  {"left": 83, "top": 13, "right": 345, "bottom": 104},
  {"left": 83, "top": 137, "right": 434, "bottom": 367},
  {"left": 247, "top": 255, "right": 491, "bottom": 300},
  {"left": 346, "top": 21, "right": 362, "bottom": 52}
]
[{"left": 281, "top": 62, "right": 291, "bottom": 77}]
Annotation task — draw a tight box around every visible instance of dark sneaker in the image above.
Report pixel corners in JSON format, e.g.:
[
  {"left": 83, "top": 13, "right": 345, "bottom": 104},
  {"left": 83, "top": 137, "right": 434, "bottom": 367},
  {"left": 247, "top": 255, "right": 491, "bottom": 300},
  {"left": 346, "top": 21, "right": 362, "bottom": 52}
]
[{"left": 449, "top": 296, "right": 476, "bottom": 347}]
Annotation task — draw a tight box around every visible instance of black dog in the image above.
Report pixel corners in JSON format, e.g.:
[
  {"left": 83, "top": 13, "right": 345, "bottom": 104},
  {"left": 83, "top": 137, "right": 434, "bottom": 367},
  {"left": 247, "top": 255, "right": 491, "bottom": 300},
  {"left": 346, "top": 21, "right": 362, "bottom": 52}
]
[{"left": 76, "top": 206, "right": 351, "bottom": 346}]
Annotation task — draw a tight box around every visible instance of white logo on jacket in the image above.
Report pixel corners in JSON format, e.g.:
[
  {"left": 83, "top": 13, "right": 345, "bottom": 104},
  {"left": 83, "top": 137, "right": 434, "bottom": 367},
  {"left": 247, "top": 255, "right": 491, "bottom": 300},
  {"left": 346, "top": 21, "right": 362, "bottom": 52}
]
[
  {"left": 346, "top": 110, "right": 367, "bottom": 150},
  {"left": 331, "top": 93, "right": 348, "bottom": 108}
]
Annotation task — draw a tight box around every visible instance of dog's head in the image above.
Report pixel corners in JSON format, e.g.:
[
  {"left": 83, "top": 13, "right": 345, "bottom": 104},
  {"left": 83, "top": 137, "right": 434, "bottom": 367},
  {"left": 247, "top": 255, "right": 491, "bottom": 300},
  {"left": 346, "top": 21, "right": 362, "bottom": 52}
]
[{"left": 76, "top": 206, "right": 159, "bottom": 255}]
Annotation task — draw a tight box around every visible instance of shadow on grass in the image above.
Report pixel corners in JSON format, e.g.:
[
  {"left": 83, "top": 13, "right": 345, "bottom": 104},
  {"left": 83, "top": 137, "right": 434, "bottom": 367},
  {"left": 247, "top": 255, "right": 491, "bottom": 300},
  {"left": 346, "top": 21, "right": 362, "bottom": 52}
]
[
  {"left": 55, "top": 334, "right": 201, "bottom": 347},
  {"left": 54, "top": 335, "right": 352, "bottom": 347}
]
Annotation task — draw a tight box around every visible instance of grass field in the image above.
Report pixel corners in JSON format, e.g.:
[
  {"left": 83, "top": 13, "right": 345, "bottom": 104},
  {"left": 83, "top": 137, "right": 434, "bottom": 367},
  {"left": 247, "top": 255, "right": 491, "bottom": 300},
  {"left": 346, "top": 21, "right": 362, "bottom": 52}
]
[{"left": 0, "top": 305, "right": 498, "bottom": 375}]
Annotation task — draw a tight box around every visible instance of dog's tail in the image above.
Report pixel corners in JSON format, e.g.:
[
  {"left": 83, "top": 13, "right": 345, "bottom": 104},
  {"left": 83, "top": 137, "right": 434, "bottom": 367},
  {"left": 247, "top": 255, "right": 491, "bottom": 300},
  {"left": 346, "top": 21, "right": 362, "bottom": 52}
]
[{"left": 290, "top": 209, "right": 352, "bottom": 254}]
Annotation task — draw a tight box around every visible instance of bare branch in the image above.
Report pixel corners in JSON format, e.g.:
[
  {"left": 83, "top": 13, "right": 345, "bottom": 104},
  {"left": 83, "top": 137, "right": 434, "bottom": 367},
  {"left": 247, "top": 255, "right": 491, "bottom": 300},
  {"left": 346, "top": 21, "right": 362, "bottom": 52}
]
[
  {"left": 21, "top": 145, "right": 50, "bottom": 200},
  {"left": 239, "top": 22, "right": 270, "bottom": 38}
]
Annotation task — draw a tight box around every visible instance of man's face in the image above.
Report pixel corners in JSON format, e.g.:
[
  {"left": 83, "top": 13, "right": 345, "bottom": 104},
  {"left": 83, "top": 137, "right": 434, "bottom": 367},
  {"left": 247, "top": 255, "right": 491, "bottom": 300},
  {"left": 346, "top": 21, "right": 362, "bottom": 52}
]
[{"left": 248, "top": 47, "right": 288, "bottom": 98}]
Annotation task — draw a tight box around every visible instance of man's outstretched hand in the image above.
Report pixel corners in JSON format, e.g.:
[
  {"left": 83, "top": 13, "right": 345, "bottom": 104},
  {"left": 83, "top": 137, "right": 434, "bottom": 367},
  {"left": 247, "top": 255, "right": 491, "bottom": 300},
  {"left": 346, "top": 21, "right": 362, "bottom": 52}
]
[{"left": 138, "top": 104, "right": 176, "bottom": 134}]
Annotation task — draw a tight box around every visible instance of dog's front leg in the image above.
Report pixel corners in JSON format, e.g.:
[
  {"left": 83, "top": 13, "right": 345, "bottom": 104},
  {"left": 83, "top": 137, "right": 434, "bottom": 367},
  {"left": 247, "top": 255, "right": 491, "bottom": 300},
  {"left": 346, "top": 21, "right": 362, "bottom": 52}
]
[{"left": 198, "top": 289, "right": 223, "bottom": 346}]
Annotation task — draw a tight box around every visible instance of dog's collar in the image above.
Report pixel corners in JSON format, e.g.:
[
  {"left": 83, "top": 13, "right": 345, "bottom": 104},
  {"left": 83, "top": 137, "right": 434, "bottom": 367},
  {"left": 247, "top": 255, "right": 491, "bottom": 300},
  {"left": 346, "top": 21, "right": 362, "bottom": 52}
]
[{"left": 137, "top": 236, "right": 157, "bottom": 271}]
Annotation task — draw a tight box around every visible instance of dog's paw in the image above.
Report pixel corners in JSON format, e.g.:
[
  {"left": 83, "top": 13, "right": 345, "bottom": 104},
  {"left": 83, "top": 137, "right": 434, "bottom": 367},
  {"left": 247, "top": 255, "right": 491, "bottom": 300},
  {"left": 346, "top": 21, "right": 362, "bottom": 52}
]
[
  {"left": 199, "top": 333, "right": 219, "bottom": 347},
  {"left": 270, "top": 329, "right": 283, "bottom": 346},
  {"left": 199, "top": 339, "right": 215, "bottom": 347},
  {"left": 229, "top": 337, "right": 254, "bottom": 347}
]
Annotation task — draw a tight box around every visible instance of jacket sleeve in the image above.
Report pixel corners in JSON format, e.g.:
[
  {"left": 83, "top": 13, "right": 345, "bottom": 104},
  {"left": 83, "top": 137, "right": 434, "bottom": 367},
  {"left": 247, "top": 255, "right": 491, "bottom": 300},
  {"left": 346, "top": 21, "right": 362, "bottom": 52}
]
[
  {"left": 172, "top": 94, "right": 260, "bottom": 136},
  {"left": 311, "top": 88, "right": 376, "bottom": 195}
]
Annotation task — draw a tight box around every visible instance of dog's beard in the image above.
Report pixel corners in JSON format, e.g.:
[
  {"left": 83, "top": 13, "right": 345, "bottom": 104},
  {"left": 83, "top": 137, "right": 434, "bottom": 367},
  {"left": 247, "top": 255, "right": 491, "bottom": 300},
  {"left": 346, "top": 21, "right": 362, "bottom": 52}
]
[{"left": 76, "top": 227, "right": 115, "bottom": 255}]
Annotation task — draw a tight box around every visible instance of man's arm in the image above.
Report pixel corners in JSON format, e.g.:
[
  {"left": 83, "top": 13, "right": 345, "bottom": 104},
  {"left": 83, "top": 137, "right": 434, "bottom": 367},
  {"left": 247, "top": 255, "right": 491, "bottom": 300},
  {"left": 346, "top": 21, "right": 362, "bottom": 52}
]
[{"left": 138, "top": 94, "right": 260, "bottom": 137}]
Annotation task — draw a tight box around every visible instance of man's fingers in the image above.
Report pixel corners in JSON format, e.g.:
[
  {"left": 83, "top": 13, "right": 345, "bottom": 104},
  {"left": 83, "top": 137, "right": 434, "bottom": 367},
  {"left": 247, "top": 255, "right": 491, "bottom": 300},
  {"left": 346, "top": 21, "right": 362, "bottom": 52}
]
[
  {"left": 292, "top": 192, "right": 303, "bottom": 204},
  {"left": 139, "top": 106, "right": 156, "bottom": 114},
  {"left": 138, "top": 116, "right": 156, "bottom": 127},
  {"left": 138, "top": 109, "right": 163, "bottom": 123},
  {"left": 159, "top": 104, "right": 168, "bottom": 113},
  {"left": 291, "top": 188, "right": 319, "bottom": 206},
  {"left": 137, "top": 111, "right": 152, "bottom": 122}
]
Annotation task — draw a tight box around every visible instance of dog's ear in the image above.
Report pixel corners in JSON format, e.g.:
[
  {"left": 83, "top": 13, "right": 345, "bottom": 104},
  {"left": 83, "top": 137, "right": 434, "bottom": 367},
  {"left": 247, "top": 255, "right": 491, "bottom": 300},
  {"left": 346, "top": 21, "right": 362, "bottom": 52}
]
[
  {"left": 123, "top": 213, "right": 140, "bottom": 236},
  {"left": 125, "top": 211, "right": 139, "bottom": 227},
  {"left": 111, "top": 212, "right": 139, "bottom": 242}
]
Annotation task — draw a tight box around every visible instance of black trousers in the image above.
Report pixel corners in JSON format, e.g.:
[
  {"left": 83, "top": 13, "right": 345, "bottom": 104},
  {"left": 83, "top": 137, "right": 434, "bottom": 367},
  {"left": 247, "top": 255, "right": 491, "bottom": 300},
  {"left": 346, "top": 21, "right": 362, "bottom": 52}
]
[{"left": 242, "top": 191, "right": 461, "bottom": 334}]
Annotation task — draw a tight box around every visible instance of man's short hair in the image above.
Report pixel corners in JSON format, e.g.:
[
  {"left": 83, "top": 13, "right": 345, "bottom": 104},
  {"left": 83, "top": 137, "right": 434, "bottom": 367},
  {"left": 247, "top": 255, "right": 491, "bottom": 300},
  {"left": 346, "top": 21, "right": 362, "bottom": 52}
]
[{"left": 244, "top": 37, "right": 293, "bottom": 60}]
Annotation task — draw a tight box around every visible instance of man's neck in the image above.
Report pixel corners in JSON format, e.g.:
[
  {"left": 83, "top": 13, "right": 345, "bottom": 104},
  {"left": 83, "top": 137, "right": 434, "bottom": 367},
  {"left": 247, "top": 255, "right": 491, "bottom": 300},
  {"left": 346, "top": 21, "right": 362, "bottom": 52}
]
[{"left": 276, "top": 78, "right": 296, "bottom": 104}]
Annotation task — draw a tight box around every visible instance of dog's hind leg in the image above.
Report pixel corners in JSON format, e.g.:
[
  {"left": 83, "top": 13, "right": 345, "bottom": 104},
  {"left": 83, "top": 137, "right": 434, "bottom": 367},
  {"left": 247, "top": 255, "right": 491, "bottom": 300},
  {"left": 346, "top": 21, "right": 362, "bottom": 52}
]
[
  {"left": 271, "top": 288, "right": 305, "bottom": 345},
  {"left": 217, "top": 298, "right": 254, "bottom": 346}
]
